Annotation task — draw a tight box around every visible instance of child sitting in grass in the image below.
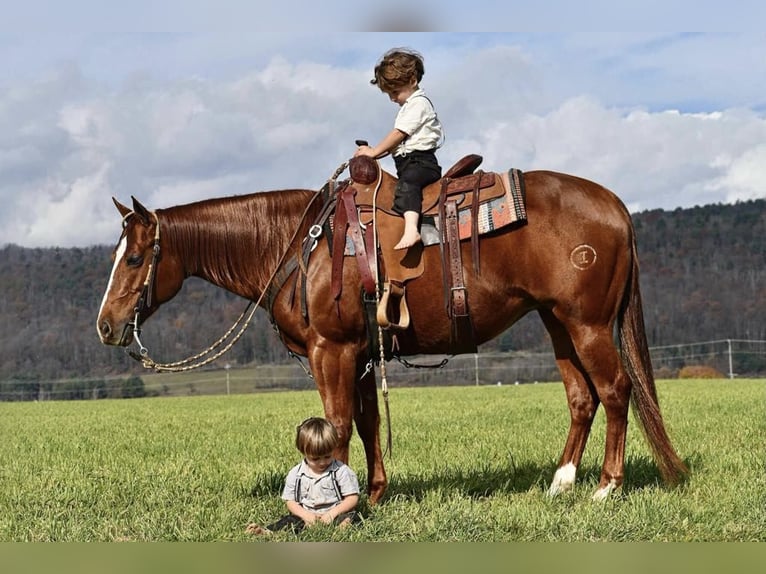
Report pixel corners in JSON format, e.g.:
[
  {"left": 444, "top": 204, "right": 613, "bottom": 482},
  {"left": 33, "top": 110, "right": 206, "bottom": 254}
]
[{"left": 246, "top": 417, "right": 361, "bottom": 535}]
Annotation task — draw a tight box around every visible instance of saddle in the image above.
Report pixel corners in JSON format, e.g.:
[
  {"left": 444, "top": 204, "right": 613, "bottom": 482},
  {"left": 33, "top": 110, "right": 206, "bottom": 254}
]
[
  {"left": 351, "top": 154, "right": 497, "bottom": 216},
  {"left": 327, "top": 154, "right": 526, "bottom": 356}
]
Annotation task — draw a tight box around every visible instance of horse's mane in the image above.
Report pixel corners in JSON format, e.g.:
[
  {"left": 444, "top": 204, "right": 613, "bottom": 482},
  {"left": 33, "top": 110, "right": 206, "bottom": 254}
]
[{"left": 158, "top": 189, "right": 317, "bottom": 293}]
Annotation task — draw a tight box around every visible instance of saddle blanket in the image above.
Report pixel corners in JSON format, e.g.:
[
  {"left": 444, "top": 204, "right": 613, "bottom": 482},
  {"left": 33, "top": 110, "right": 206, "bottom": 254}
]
[{"left": 344, "top": 168, "right": 527, "bottom": 255}]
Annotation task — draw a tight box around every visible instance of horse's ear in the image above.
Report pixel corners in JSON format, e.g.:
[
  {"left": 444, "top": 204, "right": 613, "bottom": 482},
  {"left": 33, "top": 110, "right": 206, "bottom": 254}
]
[
  {"left": 113, "top": 197, "right": 132, "bottom": 218},
  {"left": 131, "top": 196, "right": 152, "bottom": 225}
]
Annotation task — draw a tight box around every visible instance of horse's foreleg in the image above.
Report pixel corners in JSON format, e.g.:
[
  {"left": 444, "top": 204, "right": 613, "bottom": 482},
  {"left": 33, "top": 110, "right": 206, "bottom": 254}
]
[
  {"left": 353, "top": 369, "right": 388, "bottom": 504},
  {"left": 540, "top": 309, "right": 599, "bottom": 496},
  {"left": 308, "top": 342, "right": 360, "bottom": 465}
]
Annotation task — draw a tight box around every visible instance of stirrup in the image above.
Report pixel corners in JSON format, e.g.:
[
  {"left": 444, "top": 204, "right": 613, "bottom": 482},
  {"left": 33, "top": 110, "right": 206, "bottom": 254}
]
[{"left": 376, "top": 280, "right": 411, "bottom": 330}]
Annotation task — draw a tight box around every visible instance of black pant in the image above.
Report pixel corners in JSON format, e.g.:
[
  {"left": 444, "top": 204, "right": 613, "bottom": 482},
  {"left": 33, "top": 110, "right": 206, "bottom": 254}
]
[
  {"left": 392, "top": 149, "right": 441, "bottom": 215},
  {"left": 266, "top": 511, "right": 362, "bottom": 532}
]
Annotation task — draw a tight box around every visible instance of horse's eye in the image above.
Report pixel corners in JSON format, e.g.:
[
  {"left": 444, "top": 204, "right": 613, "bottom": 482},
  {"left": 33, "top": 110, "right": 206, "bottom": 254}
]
[{"left": 126, "top": 254, "right": 144, "bottom": 267}]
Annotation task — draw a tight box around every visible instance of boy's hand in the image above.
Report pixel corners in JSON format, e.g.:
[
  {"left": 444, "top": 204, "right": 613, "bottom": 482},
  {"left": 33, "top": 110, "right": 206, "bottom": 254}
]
[
  {"left": 354, "top": 145, "right": 375, "bottom": 158},
  {"left": 319, "top": 512, "right": 336, "bottom": 525}
]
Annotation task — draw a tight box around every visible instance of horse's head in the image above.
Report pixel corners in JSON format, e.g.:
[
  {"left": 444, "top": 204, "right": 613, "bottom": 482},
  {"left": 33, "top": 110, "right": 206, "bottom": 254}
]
[{"left": 96, "top": 196, "right": 183, "bottom": 347}]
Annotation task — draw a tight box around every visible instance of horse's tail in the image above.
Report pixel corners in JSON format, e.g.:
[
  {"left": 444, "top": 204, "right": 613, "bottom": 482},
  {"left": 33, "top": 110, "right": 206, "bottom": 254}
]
[{"left": 619, "top": 229, "right": 688, "bottom": 485}]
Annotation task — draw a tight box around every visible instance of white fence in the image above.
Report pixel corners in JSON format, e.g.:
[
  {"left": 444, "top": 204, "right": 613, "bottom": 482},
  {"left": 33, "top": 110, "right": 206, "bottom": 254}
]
[
  {"left": 381, "top": 338, "right": 766, "bottom": 387},
  {"left": 3, "top": 338, "right": 764, "bottom": 401},
  {"left": 647, "top": 338, "right": 766, "bottom": 380},
  {"left": 109, "top": 337, "right": 766, "bottom": 393}
]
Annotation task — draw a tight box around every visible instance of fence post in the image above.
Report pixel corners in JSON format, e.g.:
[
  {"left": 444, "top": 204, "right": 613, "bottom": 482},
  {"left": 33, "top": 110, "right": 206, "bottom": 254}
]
[
  {"left": 475, "top": 353, "right": 479, "bottom": 386},
  {"left": 727, "top": 339, "right": 734, "bottom": 379}
]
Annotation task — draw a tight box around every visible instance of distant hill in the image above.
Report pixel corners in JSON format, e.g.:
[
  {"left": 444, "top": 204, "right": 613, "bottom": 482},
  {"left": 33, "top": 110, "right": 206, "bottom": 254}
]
[{"left": 1, "top": 199, "right": 764, "bottom": 381}]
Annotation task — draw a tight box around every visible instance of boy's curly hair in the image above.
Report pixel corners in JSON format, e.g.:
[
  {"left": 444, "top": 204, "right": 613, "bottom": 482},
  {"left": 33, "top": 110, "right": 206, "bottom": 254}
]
[{"left": 371, "top": 48, "right": 425, "bottom": 93}]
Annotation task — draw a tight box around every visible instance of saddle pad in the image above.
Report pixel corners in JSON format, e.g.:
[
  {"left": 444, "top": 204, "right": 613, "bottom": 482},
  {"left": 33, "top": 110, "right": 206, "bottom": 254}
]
[{"left": 432, "top": 168, "right": 527, "bottom": 240}]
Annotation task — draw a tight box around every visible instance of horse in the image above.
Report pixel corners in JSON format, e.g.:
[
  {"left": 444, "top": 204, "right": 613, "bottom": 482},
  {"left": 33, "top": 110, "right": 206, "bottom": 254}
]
[{"left": 96, "top": 164, "right": 687, "bottom": 503}]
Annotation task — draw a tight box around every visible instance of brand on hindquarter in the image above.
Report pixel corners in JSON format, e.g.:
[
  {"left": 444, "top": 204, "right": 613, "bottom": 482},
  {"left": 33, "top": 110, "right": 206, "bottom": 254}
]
[{"left": 570, "top": 244, "right": 597, "bottom": 270}]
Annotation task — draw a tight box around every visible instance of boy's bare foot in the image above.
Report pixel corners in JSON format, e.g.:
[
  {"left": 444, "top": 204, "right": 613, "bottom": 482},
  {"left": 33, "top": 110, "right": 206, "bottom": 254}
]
[
  {"left": 245, "top": 523, "right": 271, "bottom": 536},
  {"left": 394, "top": 229, "right": 421, "bottom": 250},
  {"left": 337, "top": 517, "right": 353, "bottom": 529}
]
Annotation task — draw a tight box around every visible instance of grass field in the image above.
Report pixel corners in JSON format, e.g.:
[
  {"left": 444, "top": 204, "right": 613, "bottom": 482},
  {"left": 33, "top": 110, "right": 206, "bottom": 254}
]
[{"left": 0, "top": 379, "right": 763, "bottom": 541}]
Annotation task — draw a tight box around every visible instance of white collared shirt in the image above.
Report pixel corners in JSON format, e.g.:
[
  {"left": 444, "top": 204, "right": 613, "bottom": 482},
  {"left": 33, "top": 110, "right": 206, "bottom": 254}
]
[{"left": 393, "top": 88, "right": 443, "bottom": 157}]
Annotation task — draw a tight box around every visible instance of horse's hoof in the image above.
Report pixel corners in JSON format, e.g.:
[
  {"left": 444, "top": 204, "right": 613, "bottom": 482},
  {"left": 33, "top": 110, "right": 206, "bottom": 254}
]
[
  {"left": 592, "top": 479, "right": 619, "bottom": 501},
  {"left": 547, "top": 463, "right": 576, "bottom": 497}
]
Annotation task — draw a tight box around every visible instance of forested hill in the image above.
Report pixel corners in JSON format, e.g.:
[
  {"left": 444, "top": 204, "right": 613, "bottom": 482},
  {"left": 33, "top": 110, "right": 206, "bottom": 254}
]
[{"left": 1, "top": 199, "right": 764, "bottom": 381}]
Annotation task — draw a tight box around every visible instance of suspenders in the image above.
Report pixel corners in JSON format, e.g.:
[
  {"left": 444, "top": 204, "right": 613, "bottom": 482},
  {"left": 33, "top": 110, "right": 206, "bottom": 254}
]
[
  {"left": 406, "top": 93, "right": 445, "bottom": 151},
  {"left": 294, "top": 466, "right": 342, "bottom": 503}
]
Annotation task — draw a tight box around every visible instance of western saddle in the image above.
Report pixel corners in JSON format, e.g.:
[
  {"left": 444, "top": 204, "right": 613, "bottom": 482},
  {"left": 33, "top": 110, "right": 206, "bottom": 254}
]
[{"left": 325, "top": 153, "right": 517, "bottom": 355}]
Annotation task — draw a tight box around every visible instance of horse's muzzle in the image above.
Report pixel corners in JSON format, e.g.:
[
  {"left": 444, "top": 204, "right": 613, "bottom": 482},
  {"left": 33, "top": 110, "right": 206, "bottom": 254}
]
[{"left": 98, "top": 319, "right": 133, "bottom": 347}]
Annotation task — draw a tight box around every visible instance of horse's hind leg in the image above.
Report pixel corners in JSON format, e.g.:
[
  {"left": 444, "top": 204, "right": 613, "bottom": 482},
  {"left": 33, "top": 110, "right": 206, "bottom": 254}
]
[
  {"left": 353, "top": 370, "right": 388, "bottom": 504},
  {"left": 567, "top": 322, "right": 632, "bottom": 500},
  {"left": 540, "top": 309, "right": 600, "bottom": 496}
]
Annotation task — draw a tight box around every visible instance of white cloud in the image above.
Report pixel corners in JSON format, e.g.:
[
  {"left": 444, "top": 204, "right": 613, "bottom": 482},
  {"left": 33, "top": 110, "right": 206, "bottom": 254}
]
[
  {"left": 708, "top": 144, "right": 766, "bottom": 204},
  {"left": 494, "top": 101, "right": 766, "bottom": 211},
  {"left": 12, "top": 164, "right": 116, "bottom": 247},
  {"left": 1, "top": 34, "right": 766, "bottom": 248}
]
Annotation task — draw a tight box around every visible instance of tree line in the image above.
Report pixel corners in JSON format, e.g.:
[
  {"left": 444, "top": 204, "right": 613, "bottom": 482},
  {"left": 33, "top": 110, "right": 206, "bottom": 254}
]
[{"left": 1, "top": 198, "right": 764, "bottom": 386}]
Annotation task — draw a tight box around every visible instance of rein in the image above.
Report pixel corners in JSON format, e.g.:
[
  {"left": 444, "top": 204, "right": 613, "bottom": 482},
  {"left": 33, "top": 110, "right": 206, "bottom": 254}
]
[{"left": 125, "top": 165, "right": 346, "bottom": 372}]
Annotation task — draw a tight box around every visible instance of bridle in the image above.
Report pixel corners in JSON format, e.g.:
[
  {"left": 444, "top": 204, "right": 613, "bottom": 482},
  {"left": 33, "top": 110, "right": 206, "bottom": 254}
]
[
  {"left": 121, "top": 206, "right": 265, "bottom": 371},
  {"left": 125, "top": 209, "right": 161, "bottom": 361}
]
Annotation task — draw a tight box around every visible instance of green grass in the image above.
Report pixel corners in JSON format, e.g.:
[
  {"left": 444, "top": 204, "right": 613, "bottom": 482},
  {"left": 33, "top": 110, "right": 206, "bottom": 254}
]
[{"left": 0, "top": 379, "right": 763, "bottom": 541}]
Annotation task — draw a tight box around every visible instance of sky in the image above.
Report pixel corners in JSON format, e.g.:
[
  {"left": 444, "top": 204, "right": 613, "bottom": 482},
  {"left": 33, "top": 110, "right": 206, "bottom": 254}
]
[{"left": 2, "top": 4, "right": 766, "bottom": 247}]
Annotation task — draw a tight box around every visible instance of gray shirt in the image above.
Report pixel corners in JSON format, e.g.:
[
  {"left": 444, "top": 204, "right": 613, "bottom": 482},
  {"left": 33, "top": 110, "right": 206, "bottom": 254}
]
[{"left": 281, "top": 459, "right": 360, "bottom": 513}]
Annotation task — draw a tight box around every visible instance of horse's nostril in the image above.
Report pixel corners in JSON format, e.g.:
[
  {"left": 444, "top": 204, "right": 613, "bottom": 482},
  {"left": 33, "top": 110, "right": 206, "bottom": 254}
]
[{"left": 100, "top": 321, "right": 112, "bottom": 338}]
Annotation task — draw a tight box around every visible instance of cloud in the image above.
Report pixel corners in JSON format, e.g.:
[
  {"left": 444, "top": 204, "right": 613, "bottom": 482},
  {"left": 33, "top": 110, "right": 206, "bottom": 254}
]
[
  {"left": 1, "top": 37, "right": 765, "bottom": 248},
  {"left": 708, "top": 144, "right": 766, "bottom": 204},
  {"left": 491, "top": 101, "right": 766, "bottom": 212}
]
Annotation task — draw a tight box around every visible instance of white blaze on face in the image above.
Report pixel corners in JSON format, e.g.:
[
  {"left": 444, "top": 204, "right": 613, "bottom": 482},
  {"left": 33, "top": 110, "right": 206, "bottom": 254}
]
[{"left": 97, "top": 236, "right": 128, "bottom": 338}]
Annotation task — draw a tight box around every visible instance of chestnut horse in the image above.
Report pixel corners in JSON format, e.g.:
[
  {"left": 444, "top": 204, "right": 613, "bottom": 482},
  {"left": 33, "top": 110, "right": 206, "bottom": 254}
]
[{"left": 96, "top": 168, "right": 687, "bottom": 503}]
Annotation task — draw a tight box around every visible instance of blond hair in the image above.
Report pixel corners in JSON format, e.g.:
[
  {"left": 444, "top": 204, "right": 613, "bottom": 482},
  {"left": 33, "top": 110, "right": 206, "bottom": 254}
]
[
  {"left": 371, "top": 48, "right": 425, "bottom": 94},
  {"left": 295, "top": 417, "right": 339, "bottom": 457}
]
